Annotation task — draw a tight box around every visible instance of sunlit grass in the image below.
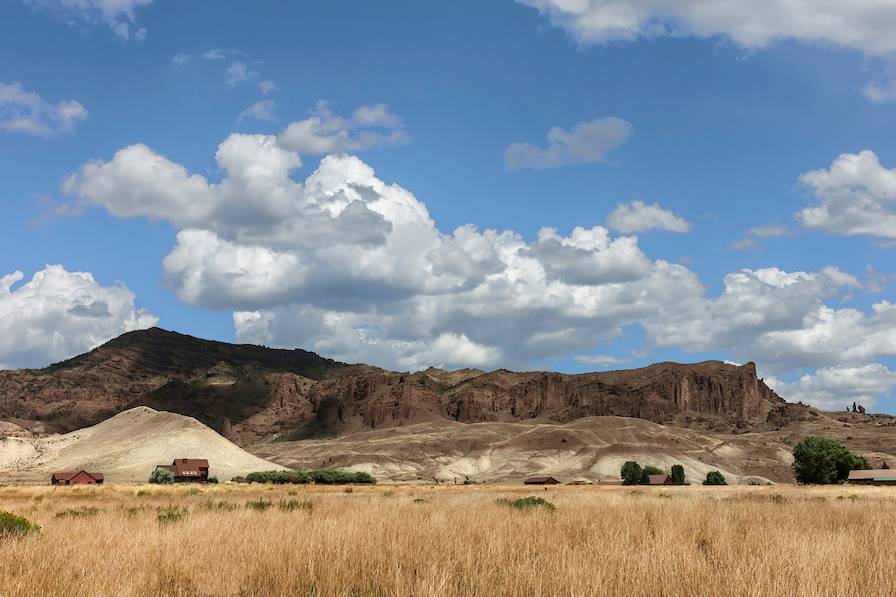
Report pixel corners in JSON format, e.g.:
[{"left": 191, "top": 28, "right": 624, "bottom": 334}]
[{"left": 0, "top": 483, "right": 894, "bottom": 595}]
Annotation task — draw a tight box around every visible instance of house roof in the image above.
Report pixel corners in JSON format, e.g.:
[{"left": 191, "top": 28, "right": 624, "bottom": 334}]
[
  {"left": 172, "top": 459, "right": 209, "bottom": 476},
  {"left": 848, "top": 469, "right": 896, "bottom": 480},
  {"left": 647, "top": 474, "right": 670, "bottom": 485},
  {"left": 51, "top": 470, "right": 104, "bottom": 481},
  {"left": 524, "top": 476, "right": 559, "bottom": 484}
]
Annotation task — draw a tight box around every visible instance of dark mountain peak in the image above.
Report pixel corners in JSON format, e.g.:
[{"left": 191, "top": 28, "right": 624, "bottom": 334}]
[{"left": 42, "top": 326, "right": 347, "bottom": 380}]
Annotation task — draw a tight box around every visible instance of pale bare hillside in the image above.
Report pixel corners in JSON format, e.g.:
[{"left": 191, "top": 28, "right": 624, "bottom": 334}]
[
  {"left": 250, "top": 415, "right": 794, "bottom": 484},
  {"left": 0, "top": 406, "right": 286, "bottom": 484}
]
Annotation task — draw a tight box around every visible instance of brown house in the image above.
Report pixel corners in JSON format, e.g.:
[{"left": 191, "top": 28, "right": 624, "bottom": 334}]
[
  {"left": 524, "top": 476, "right": 560, "bottom": 485},
  {"left": 847, "top": 469, "right": 896, "bottom": 485},
  {"left": 51, "top": 471, "right": 104, "bottom": 486},
  {"left": 155, "top": 458, "right": 210, "bottom": 482},
  {"left": 647, "top": 474, "right": 672, "bottom": 486}
]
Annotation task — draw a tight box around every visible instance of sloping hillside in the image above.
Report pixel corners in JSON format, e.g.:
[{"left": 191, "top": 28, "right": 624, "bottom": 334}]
[{"left": 0, "top": 406, "right": 286, "bottom": 483}]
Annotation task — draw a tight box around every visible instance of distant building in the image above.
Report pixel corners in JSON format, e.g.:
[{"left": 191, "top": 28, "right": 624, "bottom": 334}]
[
  {"left": 51, "top": 471, "right": 104, "bottom": 485},
  {"left": 646, "top": 474, "right": 672, "bottom": 486},
  {"left": 847, "top": 469, "right": 896, "bottom": 485},
  {"left": 524, "top": 476, "right": 560, "bottom": 485},
  {"left": 155, "top": 458, "right": 210, "bottom": 482}
]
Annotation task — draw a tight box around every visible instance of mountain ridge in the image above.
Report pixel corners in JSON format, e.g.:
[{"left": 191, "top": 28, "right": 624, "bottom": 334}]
[{"left": 0, "top": 327, "right": 792, "bottom": 443}]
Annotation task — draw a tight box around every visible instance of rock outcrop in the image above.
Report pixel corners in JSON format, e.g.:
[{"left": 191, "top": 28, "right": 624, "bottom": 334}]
[{"left": 0, "top": 328, "right": 787, "bottom": 443}]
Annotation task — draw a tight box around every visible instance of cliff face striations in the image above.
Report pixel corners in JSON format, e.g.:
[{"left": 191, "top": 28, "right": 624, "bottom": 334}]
[{"left": 0, "top": 328, "right": 786, "bottom": 443}]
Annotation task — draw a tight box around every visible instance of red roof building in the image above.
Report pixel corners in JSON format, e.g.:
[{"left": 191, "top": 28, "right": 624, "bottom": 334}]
[
  {"left": 51, "top": 471, "right": 104, "bottom": 485},
  {"left": 155, "top": 459, "right": 210, "bottom": 482}
]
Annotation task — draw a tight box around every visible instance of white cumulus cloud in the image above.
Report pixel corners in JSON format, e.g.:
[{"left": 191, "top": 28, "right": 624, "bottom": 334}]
[
  {"left": 278, "top": 100, "right": 408, "bottom": 155},
  {"left": 225, "top": 61, "right": 255, "bottom": 86},
  {"left": 767, "top": 364, "right": 896, "bottom": 411},
  {"left": 238, "top": 100, "right": 276, "bottom": 123},
  {"left": 0, "top": 81, "right": 88, "bottom": 136},
  {"left": 797, "top": 150, "right": 896, "bottom": 240},
  {"left": 505, "top": 117, "right": 632, "bottom": 170},
  {"left": 518, "top": 0, "right": 896, "bottom": 55},
  {"left": 0, "top": 265, "right": 157, "bottom": 369},
  {"left": 607, "top": 201, "right": 690, "bottom": 234},
  {"left": 61, "top": 122, "right": 896, "bottom": 407}
]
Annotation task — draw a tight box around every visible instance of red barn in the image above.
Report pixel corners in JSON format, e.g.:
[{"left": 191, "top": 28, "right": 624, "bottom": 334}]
[
  {"left": 155, "top": 459, "right": 210, "bottom": 482},
  {"left": 51, "top": 471, "right": 104, "bottom": 485}
]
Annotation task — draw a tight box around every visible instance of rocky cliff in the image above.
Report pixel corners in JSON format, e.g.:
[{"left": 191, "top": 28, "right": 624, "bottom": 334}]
[{"left": 0, "top": 328, "right": 787, "bottom": 443}]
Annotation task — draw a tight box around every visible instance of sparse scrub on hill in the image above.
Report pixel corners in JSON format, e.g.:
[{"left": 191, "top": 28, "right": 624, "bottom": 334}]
[
  {"left": 0, "top": 511, "right": 40, "bottom": 537},
  {"left": 792, "top": 437, "right": 870, "bottom": 484}
]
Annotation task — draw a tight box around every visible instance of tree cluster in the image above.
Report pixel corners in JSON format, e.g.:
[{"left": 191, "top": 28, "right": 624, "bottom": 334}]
[
  {"left": 620, "top": 461, "right": 688, "bottom": 485},
  {"left": 792, "top": 437, "right": 869, "bottom": 484}
]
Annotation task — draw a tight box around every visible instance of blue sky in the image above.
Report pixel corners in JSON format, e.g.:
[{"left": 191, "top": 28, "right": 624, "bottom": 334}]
[{"left": 2, "top": 1, "right": 896, "bottom": 412}]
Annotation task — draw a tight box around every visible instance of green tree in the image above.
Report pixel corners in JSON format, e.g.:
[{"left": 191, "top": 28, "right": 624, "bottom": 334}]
[
  {"left": 792, "top": 437, "right": 870, "bottom": 484},
  {"left": 640, "top": 466, "right": 664, "bottom": 485},
  {"left": 620, "top": 461, "right": 642, "bottom": 485},
  {"left": 703, "top": 471, "right": 727, "bottom": 486},
  {"left": 670, "top": 464, "right": 686, "bottom": 485},
  {"left": 149, "top": 467, "right": 174, "bottom": 485}
]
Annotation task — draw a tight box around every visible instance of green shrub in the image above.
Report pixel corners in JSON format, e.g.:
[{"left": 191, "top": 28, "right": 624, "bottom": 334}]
[
  {"left": 246, "top": 499, "right": 273, "bottom": 511},
  {"left": 54, "top": 507, "right": 99, "bottom": 519},
  {"left": 244, "top": 470, "right": 312, "bottom": 485},
  {"left": 670, "top": 464, "right": 686, "bottom": 486},
  {"left": 240, "top": 469, "right": 376, "bottom": 485},
  {"left": 498, "top": 496, "right": 556, "bottom": 511},
  {"left": 620, "top": 461, "right": 642, "bottom": 485},
  {"left": 792, "top": 437, "right": 870, "bottom": 484},
  {"left": 149, "top": 467, "right": 175, "bottom": 485},
  {"left": 278, "top": 499, "right": 312, "bottom": 512},
  {"left": 311, "top": 469, "right": 375, "bottom": 484},
  {"left": 206, "top": 476, "right": 219, "bottom": 484},
  {"left": 0, "top": 511, "right": 40, "bottom": 537},
  {"left": 704, "top": 471, "right": 728, "bottom": 486},
  {"left": 156, "top": 507, "right": 186, "bottom": 523},
  {"left": 640, "top": 466, "right": 665, "bottom": 485}
]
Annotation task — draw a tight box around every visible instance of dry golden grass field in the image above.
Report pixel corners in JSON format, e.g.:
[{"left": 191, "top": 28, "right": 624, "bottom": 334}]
[{"left": 1, "top": 483, "right": 895, "bottom": 596}]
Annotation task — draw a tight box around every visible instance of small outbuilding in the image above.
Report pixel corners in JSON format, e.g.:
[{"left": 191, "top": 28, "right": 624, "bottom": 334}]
[
  {"left": 155, "top": 458, "right": 210, "bottom": 482},
  {"left": 646, "top": 474, "right": 672, "bottom": 486},
  {"left": 847, "top": 469, "right": 896, "bottom": 485},
  {"left": 51, "top": 471, "right": 104, "bottom": 486},
  {"left": 524, "top": 476, "right": 560, "bottom": 485}
]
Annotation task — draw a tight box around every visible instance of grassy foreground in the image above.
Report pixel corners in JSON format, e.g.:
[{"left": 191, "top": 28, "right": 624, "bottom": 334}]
[{"left": 1, "top": 484, "right": 895, "bottom": 596}]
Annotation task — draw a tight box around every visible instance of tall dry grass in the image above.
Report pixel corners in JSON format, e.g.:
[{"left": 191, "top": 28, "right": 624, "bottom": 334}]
[{"left": 0, "top": 483, "right": 894, "bottom": 596}]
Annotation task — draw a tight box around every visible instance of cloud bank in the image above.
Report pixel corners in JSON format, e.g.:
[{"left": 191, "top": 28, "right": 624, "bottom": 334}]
[
  {"left": 60, "top": 114, "right": 896, "bottom": 410},
  {"left": 0, "top": 265, "right": 157, "bottom": 369}
]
